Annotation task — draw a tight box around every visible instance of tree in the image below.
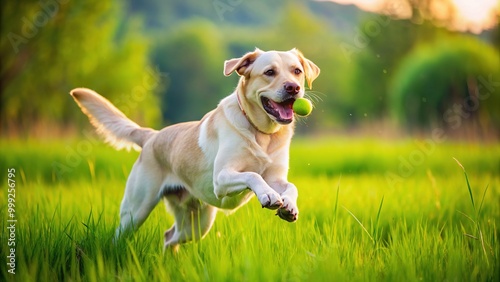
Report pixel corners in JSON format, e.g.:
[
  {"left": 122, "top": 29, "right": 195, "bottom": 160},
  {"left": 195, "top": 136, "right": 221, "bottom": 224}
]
[
  {"left": 389, "top": 35, "right": 500, "bottom": 134},
  {"left": 151, "top": 19, "right": 232, "bottom": 123},
  {"left": 1, "top": 0, "right": 161, "bottom": 135},
  {"left": 346, "top": 14, "right": 446, "bottom": 124},
  {"left": 492, "top": 22, "right": 500, "bottom": 52}
]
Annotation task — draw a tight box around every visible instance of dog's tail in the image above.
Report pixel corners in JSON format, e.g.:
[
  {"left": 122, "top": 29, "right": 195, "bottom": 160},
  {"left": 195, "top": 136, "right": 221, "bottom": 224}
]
[{"left": 70, "top": 88, "right": 157, "bottom": 151}]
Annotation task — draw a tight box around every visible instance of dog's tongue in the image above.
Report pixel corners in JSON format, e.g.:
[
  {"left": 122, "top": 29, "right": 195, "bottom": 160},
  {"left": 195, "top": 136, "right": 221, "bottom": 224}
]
[{"left": 270, "top": 99, "right": 294, "bottom": 120}]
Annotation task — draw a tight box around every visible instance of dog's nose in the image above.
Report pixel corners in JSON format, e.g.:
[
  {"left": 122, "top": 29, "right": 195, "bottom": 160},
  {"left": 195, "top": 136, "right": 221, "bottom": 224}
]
[{"left": 284, "top": 82, "right": 300, "bottom": 96}]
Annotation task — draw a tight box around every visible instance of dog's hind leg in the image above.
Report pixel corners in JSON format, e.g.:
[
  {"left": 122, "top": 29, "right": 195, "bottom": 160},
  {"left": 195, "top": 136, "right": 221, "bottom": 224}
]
[
  {"left": 162, "top": 188, "right": 218, "bottom": 251},
  {"left": 114, "top": 159, "right": 162, "bottom": 239}
]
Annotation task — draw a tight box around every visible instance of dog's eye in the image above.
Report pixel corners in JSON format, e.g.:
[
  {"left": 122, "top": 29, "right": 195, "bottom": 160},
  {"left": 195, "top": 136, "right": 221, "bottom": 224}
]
[
  {"left": 264, "top": 69, "right": 275, "bottom": 76},
  {"left": 294, "top": 68, "right": 302, "bottom": 75}
]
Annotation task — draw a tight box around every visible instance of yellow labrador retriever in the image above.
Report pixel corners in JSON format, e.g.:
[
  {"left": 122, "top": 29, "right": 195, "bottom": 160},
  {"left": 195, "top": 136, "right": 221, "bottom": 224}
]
[{"left": 70, "top": 48, "right": 320, "bottom": 249}]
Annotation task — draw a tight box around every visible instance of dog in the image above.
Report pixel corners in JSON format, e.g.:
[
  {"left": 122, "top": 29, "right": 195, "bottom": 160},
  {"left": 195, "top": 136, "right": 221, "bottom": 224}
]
[{"left": 70, "top": 48, "right": 320, "bottom": 250}]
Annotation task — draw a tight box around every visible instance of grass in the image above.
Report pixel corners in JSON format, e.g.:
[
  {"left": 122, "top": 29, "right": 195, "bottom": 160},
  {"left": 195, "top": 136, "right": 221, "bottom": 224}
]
[{"left": 0, "top": 137, "right": 499, "bottom": 281}]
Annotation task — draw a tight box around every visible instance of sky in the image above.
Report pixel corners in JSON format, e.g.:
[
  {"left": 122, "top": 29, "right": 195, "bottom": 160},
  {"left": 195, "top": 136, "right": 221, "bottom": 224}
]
[{"left": 320, "top": 0, "right": 499, "bottom": 33}]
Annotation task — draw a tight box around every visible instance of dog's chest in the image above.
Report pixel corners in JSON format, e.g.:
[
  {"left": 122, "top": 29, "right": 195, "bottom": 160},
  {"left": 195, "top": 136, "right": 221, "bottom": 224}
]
[
  {"left": 255, "top": 133, "right": 272, "bottom": 153},
  {"left": 255, "top": 130, "right": 290, "bottom": 157}
]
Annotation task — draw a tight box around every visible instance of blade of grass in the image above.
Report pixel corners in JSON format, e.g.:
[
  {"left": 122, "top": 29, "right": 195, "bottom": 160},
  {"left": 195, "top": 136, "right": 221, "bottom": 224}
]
[
  {"left": 454, "top": 158, "right": 489, "bottom": 266},
  {"left": 457, "top": 210, "right": 475, "bottom": 224},
  {"left": 343, "top": 206, "right": 374, "bottom": 244},
  {"left": 126, "top": 241, "right": 145, "bottom": 280},
  {"left": 453, "top": 157, "right": 474, "bottom": 209},
  {"left": 333, "top": 175, "right": 341, "bottom": 225},
  {"left": 374, "top": 196, "right": 384, "bottom": 243},
  {"left": 463, "top": 233, "right": 479, "bottom": 240},
  {"left": 477, "top": 185, "right": 488, "bottom": 216}
]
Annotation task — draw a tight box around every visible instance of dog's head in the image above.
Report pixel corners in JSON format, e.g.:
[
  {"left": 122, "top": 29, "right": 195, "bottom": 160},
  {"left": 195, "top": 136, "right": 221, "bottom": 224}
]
[{"left": 224, "top": 48, "right": 320, "bottom": 134}]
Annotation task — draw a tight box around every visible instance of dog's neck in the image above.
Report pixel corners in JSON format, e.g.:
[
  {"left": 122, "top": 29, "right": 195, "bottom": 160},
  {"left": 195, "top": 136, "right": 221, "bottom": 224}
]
[{"left": 236, "top": 90, "right": 282, "bottom": 135}]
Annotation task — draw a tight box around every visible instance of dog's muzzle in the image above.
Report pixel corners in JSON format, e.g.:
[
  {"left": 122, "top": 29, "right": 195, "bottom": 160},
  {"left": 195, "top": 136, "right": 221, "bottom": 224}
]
[{"left": 261, "top": 97, "right": 295, "bottom": 124}]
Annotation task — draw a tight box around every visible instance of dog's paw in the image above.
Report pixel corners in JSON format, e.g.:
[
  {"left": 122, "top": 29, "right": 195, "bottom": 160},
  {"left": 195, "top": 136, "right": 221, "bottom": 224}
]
[
  {"left": 257, "top": 192, "right": 283, "bottom": 210},
  {"left": 276, "top": 197, "right": 298, "bottom": 222}
]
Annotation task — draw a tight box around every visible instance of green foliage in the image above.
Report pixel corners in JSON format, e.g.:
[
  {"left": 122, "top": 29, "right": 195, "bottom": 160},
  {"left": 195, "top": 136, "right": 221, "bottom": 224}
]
[
  {"left": 0, "top": 138, "right": 499, "bottom": 281},
  {"left": 346, "top": 18, "right": 446, "bottom": 123},
  {"left": 149, "top": 2, "right": 348, "bottom": 129},
  {"left": 1, "top": 0, "right": 499, "bottom": 134},
  {"left": 389, "top": 35, "right": 500, "bottom": 130},
  {"left": 492, "top": 24, "right": 500, "bottom": 52},
  {"left": 126, "top": 0, "right": 295, "bottom": 28},
  {"left": 151, "top": 19, "right": 231, "bottom": 123},
  {"left": 1, "top": 0, "right": 162, "bottom": 133}
]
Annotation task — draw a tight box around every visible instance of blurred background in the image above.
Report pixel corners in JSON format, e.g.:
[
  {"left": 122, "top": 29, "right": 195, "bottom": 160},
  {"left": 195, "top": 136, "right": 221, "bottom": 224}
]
[{"left": 1, "top": 0, "right": 499, "bottom": 140}]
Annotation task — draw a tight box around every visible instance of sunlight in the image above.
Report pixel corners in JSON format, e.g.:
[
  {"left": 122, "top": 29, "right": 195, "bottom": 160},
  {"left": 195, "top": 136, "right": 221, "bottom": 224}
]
[
  {"left": 322, "top": 0, "right": 500, "bottom": 33},
  {"left": 450, "top": 0, "right": 499, "bottom": 33}
]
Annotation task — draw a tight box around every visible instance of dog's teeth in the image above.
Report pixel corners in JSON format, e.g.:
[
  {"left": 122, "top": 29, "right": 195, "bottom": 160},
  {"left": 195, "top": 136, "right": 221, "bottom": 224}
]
[{"left": 267, "top": 100, "right": 273, "bottom": 108}]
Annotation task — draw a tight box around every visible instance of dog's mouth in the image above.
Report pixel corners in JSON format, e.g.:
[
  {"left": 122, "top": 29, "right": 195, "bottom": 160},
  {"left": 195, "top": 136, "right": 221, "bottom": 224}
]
[{"left": 261, "top": 97, "right": 295, "bottom": 124}]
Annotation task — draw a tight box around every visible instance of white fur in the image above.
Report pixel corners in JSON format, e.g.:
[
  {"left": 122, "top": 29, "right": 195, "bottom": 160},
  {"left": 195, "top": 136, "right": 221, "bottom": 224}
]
[
  {"left": 70, "top": 88, "right": 156, "bottom": 151},
  {"left": 70, "top": 49, "right": 320, "bottom": 250}
]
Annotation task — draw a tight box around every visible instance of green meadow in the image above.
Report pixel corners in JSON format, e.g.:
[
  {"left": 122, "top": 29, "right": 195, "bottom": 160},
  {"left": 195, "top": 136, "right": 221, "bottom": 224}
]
[{"left": 1, "top": 137, "right": 499, "bottom": 281}]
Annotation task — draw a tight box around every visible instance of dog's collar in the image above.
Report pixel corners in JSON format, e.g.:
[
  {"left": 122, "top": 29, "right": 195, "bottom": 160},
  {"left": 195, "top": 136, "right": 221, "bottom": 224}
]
[{"left": 236, "top": 92, "right": 272, "bottom": 135}]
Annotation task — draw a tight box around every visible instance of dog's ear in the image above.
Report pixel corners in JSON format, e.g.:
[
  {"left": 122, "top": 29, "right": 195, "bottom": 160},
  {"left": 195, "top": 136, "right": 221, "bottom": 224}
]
[
  {"left": 224, "top": 48, "right": 263, "bottom": 77},
  {"left": 291, "top": 48, "right": 320, "bottom": 89}
]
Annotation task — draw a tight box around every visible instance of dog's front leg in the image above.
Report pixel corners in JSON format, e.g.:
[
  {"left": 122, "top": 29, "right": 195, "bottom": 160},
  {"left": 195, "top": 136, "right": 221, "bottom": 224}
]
[
  {"left": 268, "top": 180, "right": 299, "bottom": 222},
  {"left": 214, "top": 169, "right": 283, "bottom": 209}
]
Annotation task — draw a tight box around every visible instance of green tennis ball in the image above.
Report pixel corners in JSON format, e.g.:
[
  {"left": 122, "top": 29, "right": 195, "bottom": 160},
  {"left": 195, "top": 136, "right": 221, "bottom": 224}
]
[{"left": 293, "top": 98, "right": 313, "bottom": 116}]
